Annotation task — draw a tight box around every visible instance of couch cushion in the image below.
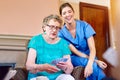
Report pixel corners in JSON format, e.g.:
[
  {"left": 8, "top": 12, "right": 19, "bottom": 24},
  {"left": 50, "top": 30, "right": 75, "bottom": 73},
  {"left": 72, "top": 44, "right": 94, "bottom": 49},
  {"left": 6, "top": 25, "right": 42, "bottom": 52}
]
[
  {"left": 71, "top": 66, "right": 85, "bottom": 80},
  {"left": 11, "top": 66, "right": 85, "bottom": 80},
  {"left": 11, "top": 68, "right": 28, "bottom": 80}
]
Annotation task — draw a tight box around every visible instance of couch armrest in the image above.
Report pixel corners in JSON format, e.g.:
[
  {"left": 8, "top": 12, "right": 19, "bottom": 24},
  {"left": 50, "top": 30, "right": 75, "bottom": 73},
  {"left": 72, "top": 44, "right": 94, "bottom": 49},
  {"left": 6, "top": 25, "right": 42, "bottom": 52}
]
[
  {"left": 11, "top": 68, "right": 28, "bottom": 80},
  {"left": 71, "top": 66, "right": 85, "bottom": 80}
]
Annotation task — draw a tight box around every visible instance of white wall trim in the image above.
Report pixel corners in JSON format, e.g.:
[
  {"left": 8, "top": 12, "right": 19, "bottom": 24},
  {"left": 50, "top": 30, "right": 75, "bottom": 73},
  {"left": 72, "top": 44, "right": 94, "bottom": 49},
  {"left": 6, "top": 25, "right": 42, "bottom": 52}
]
[
  {"left": 0, "top": 34, "right": 31, "bottom": 51},
  {"left": 0, "top": 34, "right": 32, "bottom": 40}
]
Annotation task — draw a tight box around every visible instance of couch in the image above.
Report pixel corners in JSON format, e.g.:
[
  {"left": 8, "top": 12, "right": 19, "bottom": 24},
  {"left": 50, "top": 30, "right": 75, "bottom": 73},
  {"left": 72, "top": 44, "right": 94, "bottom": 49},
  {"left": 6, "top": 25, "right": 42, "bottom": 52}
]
[{"left": 11, "top": 66, "right": 85, "bottom": 80}]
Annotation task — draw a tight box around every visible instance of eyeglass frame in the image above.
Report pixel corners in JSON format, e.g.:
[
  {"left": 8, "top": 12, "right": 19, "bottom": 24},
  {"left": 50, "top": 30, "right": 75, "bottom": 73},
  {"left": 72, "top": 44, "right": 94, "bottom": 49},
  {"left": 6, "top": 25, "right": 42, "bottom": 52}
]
[{"left": 46, "top": 24, "right": 61, "bottom": 30}]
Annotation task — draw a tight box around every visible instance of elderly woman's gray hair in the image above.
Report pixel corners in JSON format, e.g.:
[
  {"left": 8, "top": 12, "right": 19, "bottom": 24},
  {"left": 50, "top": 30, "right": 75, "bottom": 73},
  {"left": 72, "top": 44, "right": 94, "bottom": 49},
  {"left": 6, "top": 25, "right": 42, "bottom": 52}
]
[{"left": 42, "top": 14, "right": 63, "bottom": 32}]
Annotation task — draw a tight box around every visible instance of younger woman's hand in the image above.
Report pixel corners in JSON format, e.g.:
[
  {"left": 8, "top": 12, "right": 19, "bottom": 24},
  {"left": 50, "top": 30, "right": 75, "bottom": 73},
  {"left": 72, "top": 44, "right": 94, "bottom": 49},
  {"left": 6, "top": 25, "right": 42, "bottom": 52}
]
[
  {"left": 84, "top": 63, "right": 93, "bottom": 78},
  {"left": 96, "top": 60, "right": 107, "bottom": 69}
]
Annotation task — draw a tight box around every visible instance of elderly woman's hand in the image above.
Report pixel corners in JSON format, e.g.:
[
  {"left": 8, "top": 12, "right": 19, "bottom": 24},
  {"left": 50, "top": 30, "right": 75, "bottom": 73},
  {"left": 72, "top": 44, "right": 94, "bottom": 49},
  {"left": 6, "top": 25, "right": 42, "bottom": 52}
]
[
  {"left": 56, "top": 62, "right": 68, "bottom": 71},
  {"left": 32, "top": 64, "right": 59, "bottom": 74},
  {"left": 41, "top": 64, "right": 60, "bottom": 73}
]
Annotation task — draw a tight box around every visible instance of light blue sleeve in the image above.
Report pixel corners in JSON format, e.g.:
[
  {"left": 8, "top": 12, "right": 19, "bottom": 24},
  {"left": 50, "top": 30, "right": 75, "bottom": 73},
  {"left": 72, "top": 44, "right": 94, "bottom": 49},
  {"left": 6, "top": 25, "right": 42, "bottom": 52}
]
[{"left": 84, "top": 23, "right": 96, "bottom": 39}]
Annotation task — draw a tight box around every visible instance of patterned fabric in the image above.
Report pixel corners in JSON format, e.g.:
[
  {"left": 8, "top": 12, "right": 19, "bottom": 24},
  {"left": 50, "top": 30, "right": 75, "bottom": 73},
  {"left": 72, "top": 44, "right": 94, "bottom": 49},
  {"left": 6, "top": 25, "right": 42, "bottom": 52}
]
[
  {"left": 71, "top": 66, "right": 85, "bottom": 80},
  {"left": 11, "top": 67, "right": 85, "bottom": 80}
]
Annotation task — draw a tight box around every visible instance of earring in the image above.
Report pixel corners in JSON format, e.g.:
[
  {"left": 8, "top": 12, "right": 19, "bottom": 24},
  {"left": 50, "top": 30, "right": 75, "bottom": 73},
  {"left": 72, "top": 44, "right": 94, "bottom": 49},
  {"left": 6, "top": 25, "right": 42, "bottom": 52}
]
[{"left": 44, "top": 31, "right": 46, "bottom": 35}]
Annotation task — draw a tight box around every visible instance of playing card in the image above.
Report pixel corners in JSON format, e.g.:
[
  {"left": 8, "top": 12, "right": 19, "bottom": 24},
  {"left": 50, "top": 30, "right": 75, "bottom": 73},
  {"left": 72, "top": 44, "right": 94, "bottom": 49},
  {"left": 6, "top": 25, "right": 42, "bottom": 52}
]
[{"left": 51, "top": 58, "right": 68, "bottom": 65}]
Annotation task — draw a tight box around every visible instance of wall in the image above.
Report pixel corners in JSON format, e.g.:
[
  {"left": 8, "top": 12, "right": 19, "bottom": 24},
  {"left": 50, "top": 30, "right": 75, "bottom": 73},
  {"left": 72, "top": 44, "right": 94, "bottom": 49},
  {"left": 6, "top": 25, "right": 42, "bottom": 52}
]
[
  {"left": 110, "top": 0, "right": 120, "bottom": 79},
  {"left": 60, "top": 0, "right": 109, "bottom": 6},
  {"left": 60, "top": 0, "right": 110, "bottom": 19},
  {"left": 0, "top": 0, "right": 59, "bottom": 67},
  {"left": 0, "top": 0, "right": 59, "bottom": 36},
  {"left": 0, "top": 35, "right": 31, "bottom": 67}
]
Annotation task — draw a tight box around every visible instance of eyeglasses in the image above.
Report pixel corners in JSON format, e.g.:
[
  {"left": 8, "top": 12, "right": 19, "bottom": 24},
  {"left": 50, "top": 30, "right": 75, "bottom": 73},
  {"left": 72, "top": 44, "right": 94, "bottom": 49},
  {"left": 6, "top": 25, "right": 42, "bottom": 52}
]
[{"left": 46, "top": 24, "right": 61, "bottom": 30}]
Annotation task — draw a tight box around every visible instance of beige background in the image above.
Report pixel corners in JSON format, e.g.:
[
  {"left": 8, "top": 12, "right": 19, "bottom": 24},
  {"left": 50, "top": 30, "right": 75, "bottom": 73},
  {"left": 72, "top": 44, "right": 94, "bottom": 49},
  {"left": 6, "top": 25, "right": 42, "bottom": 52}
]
[
  {"left": 0, "top": 0, "right": 59, "bottom": 36},
  {"left": 0, "top": 0, "right": 110, "bottom": 36}
]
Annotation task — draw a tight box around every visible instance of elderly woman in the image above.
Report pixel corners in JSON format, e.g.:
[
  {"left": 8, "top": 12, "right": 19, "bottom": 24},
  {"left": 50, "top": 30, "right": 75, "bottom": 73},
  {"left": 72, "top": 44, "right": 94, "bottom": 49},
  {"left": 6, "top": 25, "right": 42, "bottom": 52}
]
[{"left": 26, "top": 14, "right": 75, "bottom": 80}]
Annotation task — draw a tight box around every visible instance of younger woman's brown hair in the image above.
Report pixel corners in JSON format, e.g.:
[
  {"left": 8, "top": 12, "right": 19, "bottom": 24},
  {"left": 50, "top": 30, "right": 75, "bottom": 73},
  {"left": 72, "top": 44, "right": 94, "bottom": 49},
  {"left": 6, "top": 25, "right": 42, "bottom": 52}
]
[{"left": 59, "top": 2, "right": 74, "bottom": 15}]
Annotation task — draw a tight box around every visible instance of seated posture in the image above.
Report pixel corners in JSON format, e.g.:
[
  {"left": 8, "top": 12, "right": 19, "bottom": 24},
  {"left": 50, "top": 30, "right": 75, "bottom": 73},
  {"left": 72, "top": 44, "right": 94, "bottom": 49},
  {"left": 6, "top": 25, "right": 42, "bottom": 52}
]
[
  {"left": 26, "top": 14, "right": 75, "bottom": 80},
  {"left": 58, "top": 2, "right": 107, "bottom": 80}
]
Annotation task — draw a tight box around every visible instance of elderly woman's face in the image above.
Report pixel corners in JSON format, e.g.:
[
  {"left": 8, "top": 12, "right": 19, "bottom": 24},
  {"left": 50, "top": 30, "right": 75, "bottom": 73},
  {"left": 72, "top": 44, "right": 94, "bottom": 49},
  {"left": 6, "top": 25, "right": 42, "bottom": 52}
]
[{"left": 45, "top": 19, "right": 61, "bottom": 39}]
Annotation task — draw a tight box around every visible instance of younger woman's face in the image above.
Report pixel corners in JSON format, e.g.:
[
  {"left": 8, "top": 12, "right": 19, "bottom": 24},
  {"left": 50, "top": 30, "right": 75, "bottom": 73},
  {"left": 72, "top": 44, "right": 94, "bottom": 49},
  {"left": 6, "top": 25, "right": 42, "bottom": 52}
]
[{"left": 61, "top": 6, "right": 74, "bottom": 24}]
